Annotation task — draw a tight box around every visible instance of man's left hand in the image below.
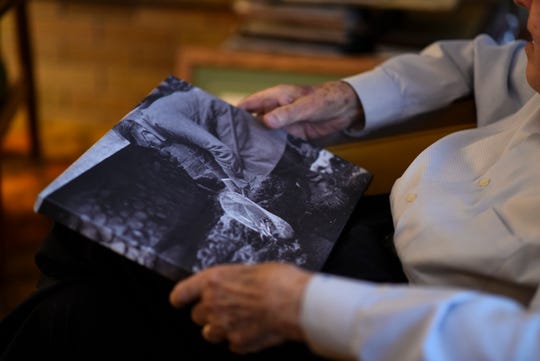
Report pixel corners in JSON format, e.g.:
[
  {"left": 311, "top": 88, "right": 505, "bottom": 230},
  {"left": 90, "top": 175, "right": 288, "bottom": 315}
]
[{"left": 169, "top": 262, "right": 312, "bottom": 354}]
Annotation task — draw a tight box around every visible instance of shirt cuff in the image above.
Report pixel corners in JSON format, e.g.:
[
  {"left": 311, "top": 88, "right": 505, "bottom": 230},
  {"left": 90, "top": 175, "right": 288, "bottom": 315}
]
[
  {"left": 343, "top": 67, "right": 404, "bottom": 136},
  {"left": 300, "top": 274, "right": 376, "bottom": 360}
]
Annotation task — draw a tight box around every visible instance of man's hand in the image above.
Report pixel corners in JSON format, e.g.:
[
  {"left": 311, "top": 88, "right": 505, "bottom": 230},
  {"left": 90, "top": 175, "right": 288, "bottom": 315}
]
[
  {"left": 169, "top": 262, "right": 312, "bottom": 354},
  {"left": 237, "top": 81, "right": 364, "bottom": 140}
]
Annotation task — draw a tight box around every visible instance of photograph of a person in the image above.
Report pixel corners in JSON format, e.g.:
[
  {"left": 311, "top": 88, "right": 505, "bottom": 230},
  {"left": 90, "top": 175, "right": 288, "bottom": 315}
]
[{"left": 35, "top": 76, "right": 372, "bottom": 280}]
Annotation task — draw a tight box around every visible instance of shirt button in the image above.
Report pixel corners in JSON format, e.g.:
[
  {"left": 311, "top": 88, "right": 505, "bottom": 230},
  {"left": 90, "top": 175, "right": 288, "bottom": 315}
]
[
  {"left": 478, "top": 177, "right": 491, "bottom": 187},
  {"left": 406, "top": 193, "right": 417, "bottom": 203}
]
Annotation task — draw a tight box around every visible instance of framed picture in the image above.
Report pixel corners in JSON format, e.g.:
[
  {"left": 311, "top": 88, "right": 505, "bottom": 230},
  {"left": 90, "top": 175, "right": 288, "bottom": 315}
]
[
  {"left": 175, "top": 45, "right": 385, "bottom": 104},
  {"left": 174, "top": 46, "right": 475, "bottom": 195}
]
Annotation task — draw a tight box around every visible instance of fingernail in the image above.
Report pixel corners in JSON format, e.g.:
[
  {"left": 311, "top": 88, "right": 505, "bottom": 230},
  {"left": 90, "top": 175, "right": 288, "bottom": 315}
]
[
  {"left": 265, "top": 114, "right": 279, "bottom": 128},
  {"left": 169, "top": 287, "right": 182, "bottom": 307}
]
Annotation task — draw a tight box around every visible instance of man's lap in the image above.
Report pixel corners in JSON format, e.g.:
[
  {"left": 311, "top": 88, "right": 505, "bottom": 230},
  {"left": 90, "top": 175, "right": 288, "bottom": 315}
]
[{"left": 1, "top": 194, "right": 405, "bottom": 360}]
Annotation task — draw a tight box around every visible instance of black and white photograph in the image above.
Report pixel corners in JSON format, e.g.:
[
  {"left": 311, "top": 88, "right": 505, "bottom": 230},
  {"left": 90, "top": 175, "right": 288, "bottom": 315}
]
[{"left": 35, "top": 76, "right": 372, "bottom": 280}]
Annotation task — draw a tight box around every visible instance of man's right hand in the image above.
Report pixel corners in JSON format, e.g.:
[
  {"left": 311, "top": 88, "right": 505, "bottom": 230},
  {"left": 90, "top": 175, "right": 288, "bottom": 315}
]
[{"left": 237, "top": 81, "right": 365, "bottom": 140}]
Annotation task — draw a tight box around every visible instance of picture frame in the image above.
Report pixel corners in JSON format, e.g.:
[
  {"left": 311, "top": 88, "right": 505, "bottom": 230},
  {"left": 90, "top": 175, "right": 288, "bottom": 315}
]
[{"left": 174, "top": 46, "right": 476, "bottom": 195}]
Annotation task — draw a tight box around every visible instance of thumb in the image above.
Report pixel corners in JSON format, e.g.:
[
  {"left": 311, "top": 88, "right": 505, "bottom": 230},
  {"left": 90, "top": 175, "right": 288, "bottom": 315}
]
[
  {"left": 262, "top": 101, "right": 312, "bottom": 129},
  {"left": 263, "top": 107, "right": 290, "bottom": 129},
  {"left": 169, "top": 274, "right": 204, "bottom": 308}
]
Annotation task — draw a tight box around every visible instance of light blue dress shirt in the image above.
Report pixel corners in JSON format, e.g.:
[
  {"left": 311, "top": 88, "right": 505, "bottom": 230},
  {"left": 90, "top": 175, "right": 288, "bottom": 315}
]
[{"left": 300, "top": 35, "right": 540, "bottom": 360}]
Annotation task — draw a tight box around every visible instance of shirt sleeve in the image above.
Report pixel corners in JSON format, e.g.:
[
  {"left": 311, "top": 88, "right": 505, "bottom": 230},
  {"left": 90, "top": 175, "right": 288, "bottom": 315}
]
[
  {"left": 300, "top": 274, "right": 540, "bottom": 361},
  {"left": 343, "top": 34, "right": 532, "bottom": 135}
]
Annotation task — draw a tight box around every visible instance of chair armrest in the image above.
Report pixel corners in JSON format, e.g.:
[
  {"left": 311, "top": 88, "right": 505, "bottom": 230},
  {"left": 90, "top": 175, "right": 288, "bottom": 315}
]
[{"left": 326, "top": 98, "right": 476, "bottom": 195}]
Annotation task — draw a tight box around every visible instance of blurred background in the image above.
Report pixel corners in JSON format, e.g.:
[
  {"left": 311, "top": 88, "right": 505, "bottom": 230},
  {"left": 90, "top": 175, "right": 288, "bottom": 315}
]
[{"left": 0, "top": 0, "right": 527, "bottom": 318}]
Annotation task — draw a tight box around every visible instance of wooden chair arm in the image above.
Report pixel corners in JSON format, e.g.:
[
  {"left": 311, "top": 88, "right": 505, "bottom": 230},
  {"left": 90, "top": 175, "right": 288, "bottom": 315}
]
[{"left": 326, "top": 98, "right": 476, "bottom": 195}]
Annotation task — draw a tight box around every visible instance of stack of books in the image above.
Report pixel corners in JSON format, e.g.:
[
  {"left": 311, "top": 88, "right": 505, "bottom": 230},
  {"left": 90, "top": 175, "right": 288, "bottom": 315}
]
[
  {"left": 224, "top": 0, "right": 375, "bottom": 56},
  {"left": 224, "top": 0, "right": 521, "bottom": 57}
]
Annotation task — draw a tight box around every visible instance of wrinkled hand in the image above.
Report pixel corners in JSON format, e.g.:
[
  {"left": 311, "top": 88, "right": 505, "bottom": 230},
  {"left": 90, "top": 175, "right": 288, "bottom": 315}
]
[
  {"left": 237, "top": 80, "right": 364, "bottom": 140},
  {"left": 169, "top": 262, "right": 312, "bottom": 354}
]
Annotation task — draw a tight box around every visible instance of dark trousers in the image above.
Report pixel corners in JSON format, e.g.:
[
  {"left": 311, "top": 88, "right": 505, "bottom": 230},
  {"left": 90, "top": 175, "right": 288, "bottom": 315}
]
[{"left": 0, "top": 194, "right": 406, "bottom": 360}]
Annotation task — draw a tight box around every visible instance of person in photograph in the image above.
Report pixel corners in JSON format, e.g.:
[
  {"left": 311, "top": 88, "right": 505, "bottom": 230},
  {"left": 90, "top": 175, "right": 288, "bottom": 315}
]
[
  {"left": 119, "top": 77, "right": 288, "bottom": 193},
  {"left": 116, "top": 78, "right": 297, "bottom": 246}
]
